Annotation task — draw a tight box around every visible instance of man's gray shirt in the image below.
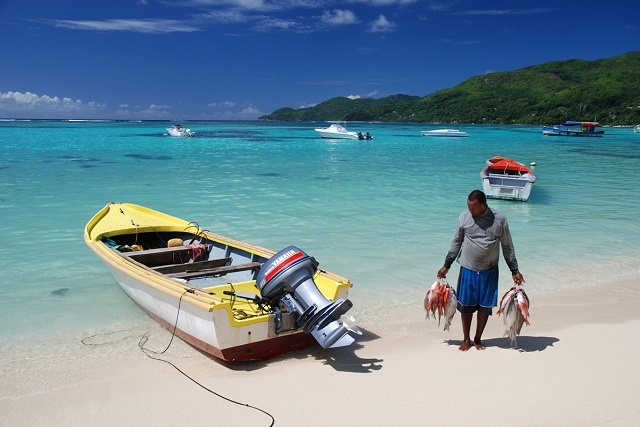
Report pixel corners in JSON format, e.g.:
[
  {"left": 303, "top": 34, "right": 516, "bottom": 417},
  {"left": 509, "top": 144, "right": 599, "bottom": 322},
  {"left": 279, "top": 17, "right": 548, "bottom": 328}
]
[{"left": 444, "top": 207, "right": 519, "bottom": 274}]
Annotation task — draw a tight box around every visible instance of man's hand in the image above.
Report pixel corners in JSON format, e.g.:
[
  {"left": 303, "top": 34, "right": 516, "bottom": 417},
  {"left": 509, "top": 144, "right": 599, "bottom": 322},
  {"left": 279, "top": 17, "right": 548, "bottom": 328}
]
[
  {"left": 512, "top": 272, "right": 525, "bottom": 285},
  {"left": 437, "top": 267, "right": 449, "bottom": 278}
]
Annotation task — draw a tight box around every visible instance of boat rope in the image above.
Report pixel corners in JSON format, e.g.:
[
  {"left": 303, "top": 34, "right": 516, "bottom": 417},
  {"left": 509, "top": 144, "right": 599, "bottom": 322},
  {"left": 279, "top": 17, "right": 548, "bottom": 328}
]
[
  {"left": 80, "top": 326, "right": 145, "bottom": 346},
  {"left": 137, "top": 289, "right": 276, "bottom": 427},
  {"left": 80, "top": 290, "right": 275, "bottom": 426}
]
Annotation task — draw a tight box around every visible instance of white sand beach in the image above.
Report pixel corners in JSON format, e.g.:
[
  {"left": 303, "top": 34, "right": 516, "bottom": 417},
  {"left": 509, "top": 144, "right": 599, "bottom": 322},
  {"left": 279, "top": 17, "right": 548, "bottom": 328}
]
[{"left": 2, "top": 276, "right": 639, "bottom": 427}]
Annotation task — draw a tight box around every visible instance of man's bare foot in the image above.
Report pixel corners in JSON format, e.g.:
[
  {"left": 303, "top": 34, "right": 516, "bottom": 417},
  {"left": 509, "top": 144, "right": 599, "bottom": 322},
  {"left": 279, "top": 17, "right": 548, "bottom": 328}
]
[
  {"left": 459, "top": 340, "right": 471, "bottom": 351},
  {"left": 473, "top": 339, "right": 485, "bottom": 350}
]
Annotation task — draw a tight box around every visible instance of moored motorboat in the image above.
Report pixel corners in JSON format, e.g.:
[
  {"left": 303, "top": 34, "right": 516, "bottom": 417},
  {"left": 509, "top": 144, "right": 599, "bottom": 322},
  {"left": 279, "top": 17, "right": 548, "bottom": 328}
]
[
  {"left": 84, "top": 203, "right": 359, "bottom": 362},
  {"left": 166, "top": 124, "right": 195, "bottom": 137},
  {"left": 420, "top": 129, "right": 468, "bottom": 137},
  {"left": 314, "top": 123, "right": 372, "bottom": 140},
  {"left": 481, "top": 156, "right": 536, "bottom": 202},
  {"left": 542, "top": 121, "right": 604, "bottom": 137},
  {"left": 634, "top": 124, "right": 640, "bottom": 134}
]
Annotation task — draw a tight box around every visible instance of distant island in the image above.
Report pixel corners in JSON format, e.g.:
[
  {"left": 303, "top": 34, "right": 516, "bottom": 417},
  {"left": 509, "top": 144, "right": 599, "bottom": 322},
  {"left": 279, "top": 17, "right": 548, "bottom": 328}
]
[{"left": 259, "top": 51, "right": 640, "bottom": 126}]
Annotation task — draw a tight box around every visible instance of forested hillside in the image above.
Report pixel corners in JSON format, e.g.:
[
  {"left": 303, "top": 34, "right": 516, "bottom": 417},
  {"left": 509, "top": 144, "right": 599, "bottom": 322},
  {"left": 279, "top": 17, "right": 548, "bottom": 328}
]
[{"left": 259, "top": 51, "right": 640, "bottom": 125}]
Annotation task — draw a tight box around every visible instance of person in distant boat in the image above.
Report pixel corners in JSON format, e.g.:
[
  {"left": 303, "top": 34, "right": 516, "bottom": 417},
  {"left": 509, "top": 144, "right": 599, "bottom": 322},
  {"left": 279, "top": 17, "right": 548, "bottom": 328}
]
[{"left": 437, "top": 190, "right": 525, "bottom": 351}]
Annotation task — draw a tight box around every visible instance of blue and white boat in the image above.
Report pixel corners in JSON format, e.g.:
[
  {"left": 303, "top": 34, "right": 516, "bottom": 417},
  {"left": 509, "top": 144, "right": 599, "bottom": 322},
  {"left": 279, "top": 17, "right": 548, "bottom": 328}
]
[{"left": 542, "top": 121, "right": 604, "bottom": 137}]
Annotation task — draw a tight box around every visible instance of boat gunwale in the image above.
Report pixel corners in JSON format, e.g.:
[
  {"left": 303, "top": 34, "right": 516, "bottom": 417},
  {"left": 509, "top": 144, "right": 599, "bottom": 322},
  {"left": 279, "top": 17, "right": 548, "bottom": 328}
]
[{"left": 84, "top": 203, "right": 352, "bottom": 327}]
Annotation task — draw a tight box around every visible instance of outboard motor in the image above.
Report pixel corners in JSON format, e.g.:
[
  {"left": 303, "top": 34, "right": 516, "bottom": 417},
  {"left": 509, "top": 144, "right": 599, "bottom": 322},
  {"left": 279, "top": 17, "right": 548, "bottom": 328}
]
[{"left": 257, "top": 246, "right": 357, "bottom": 349}]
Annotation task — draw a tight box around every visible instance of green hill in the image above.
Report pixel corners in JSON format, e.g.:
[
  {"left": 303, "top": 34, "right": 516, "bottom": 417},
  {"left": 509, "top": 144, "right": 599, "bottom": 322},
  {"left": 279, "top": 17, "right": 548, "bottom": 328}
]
[
  {"left": 259, "top": 51, "right": 640, "bottom": 125},
  {"left": 261, "top": 94, "right": 420, "bottom": 122}
]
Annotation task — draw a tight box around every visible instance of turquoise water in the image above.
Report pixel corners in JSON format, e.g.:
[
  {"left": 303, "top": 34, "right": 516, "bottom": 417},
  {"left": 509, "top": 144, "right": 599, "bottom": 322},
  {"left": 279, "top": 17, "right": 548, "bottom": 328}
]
[{"left": 1, "top": 120, "right": 639, "bottom": 353}]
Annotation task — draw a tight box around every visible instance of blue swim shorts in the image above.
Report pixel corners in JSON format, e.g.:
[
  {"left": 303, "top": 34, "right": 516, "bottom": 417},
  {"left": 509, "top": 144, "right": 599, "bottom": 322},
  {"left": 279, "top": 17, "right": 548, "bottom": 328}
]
[{"left": 456, "top": 266, "right": 499, "bottom": 313}]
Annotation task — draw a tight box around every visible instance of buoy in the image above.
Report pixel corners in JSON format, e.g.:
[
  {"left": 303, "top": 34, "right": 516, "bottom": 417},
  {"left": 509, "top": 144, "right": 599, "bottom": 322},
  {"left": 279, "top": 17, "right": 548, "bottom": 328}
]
[{"left": 530, "top": 162, "right": 536, "bottom": 167}]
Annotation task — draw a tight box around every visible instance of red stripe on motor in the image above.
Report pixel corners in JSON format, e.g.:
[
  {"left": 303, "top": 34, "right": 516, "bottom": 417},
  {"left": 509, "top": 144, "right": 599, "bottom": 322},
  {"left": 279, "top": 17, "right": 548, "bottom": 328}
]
[{"left": 265, "top": 251, "right": 304, "bottom": 283}]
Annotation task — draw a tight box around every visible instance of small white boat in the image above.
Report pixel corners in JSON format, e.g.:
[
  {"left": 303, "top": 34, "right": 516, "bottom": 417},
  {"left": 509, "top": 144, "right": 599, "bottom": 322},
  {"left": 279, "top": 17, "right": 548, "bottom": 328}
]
[
  {"left": 481, "top": 156, "right": 536, "bottom": 202},
  {"left": 85, "top": 203, "right": 359, "bottom": 362},
  {"left": 420, "top": 129, "right": 468, "bottom": 137},
  {"left": 166, "top": 124, "right": 195, "bottom": 137},
  {"left": 315, "top": 123, "right": 372, "bottom": 140},
  {"left": 634, "top": 124, "right": 640, "bottom": 133}
]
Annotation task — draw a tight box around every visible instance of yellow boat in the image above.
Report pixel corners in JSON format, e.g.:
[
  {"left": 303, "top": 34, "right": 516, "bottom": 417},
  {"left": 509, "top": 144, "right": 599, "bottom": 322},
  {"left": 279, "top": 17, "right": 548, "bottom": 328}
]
[{"left": 84, "top": 202, "right": 358, "bottom": 361}]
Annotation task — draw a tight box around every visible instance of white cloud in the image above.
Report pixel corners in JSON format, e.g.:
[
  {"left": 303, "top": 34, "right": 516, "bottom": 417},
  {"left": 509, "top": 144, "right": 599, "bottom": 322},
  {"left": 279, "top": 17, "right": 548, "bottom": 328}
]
[
  {"left": 41, "top": 18, "right": 202, "bottom": 34},
  {"left": 181, "top": 1, "right": 327, "bottom": 12},
  {"left": 240, "top": 105, "right": 262, "bottom": 114},
  {"left": 457, "top": 40, "right": 484, "bottom": 45},
  {"left": 0, "top": 91, "right": 106, "bottom": 117},
  {"left": 428, "top": 2, "right": 450, "bottom": 12},
  {"left": 347, "top": 94, "right": 361, "bottom": 100},
  {"left": 133, "top": 104, "right": 172, "bottom": 118},
  {"left": 208, "top": 101, "right": 237, "bottom": 107},
  {"left": 368, "top": 14, "right": 396, "bottom": 33},
  {"left": 457, "top": 8, "right": 554, "bottom": 16},
  {"left": 321, "top": 9, "right": 358, "bottom": 25},
  {"left": 180, "top": 0, "right": 271, "bottom": 11},
  {"left": 253, "top": 17, "right": 307, "bottom": 32},
  {"left": 350, "top": 0, "right": 417, "bottom": 5},
  {"left": 205, "top": 102, "right": 264, "bottom": 119},
  {"left": 200, "top": 10, "right": 256, "bottom": 24}
]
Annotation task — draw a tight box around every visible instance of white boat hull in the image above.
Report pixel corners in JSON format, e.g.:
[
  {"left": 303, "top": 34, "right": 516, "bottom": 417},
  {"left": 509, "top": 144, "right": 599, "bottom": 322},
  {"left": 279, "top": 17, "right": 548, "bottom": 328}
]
[
  {"left": 314, "top": 123, "right": 360, "bottom": 139},
  {"left": 421, "top": 129, "right": 468, "bottom": 137},
  {"left": 106, "top": 263, "right": 313, "bottom": 359},
  {"left": 314, "top": 130, "right": 359, "bottom": 139},
  {"left": 482, "top": 177, "right": 534, "bottom": 201},
  {"left": 167, "top": 127, "right": 195, "bottom": 137}
]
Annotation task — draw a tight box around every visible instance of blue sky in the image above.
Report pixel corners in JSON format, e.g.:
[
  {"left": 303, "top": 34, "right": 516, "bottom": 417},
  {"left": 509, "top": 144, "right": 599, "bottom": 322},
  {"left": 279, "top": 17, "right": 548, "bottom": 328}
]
[{"left": 1, "top": 0, "right": 638, "bottom": 120}]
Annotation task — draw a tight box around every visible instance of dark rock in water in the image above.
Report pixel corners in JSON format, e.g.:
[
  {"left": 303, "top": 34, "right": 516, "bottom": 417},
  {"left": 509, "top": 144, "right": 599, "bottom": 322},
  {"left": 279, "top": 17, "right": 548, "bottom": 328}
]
[
  {"left": 125, "top": 154, "right": 173, "bottom": 161},
  {"left": 51, "top": 287, "right": 69, "bottom": 296}
]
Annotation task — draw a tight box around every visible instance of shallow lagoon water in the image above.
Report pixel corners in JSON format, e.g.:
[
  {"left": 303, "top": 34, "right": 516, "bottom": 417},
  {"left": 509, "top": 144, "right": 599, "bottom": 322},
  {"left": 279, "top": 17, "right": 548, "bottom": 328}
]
[{"left": 1, "top": 120, "right": 639, "bottom": 361}]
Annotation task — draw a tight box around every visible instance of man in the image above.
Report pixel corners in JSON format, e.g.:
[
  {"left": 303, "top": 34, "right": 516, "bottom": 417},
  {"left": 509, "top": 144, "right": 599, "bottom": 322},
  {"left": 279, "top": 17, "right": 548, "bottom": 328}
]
[{"left": 437, "top": 190, "right": 524, "bottom": 351}]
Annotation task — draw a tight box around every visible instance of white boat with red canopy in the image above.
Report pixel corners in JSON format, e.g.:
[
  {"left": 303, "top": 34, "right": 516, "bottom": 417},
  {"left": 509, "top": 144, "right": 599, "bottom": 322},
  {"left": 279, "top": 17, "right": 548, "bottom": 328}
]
[{"left": 481, "top": 156, "right": 536, "bottom": 202}]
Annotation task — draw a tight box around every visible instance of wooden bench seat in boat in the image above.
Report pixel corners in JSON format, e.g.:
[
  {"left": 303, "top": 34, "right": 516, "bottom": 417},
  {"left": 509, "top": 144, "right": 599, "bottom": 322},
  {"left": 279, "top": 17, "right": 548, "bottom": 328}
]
[
  {"left": 122, "top": 246, "right": 193, "bottom": 267},
  {"left": 151, "top": 257, "right": 232, "bottom": 275},
  {"left": 167, "top": 262, "right": 262, "bottom": 279}
]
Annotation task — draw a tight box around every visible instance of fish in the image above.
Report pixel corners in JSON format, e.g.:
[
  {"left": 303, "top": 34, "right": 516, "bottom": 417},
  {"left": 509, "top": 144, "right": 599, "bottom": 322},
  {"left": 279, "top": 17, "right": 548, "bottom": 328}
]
[
  {"left": 497, "top": 286, "right": 531, "bottom": 347},
  {"left": 515, "top": 289, "right": 530, "bottom": 334},
  {"left": 442, "top": 286, "right": 458, "bottom": 331},
  {"left": 424, "top": 280, "right": 442, "bottom": 322},
  {"left": 425, "top": 278, "right": 457, "bottom": 330},
  {"left": 424, "top": 281, "right": 437, "bottom": 315},
  {"left": 496, "top": 287, "right": 516, "bottom": 316},
  {"left": 503, "top": 296, "right": 519, "bottom": 346}
]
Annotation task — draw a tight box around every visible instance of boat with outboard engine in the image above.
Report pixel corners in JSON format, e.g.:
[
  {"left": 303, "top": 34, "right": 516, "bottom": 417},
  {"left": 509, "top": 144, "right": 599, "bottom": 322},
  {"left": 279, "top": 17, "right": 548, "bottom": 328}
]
[
  {"left": 314, "top": 123, "right": 372, "bottom": 140},
  {"left": 84, "top": 202, "right": 359, "bottom": 361},
  {"left": 166, "top": 124, "right": 195, "bottom": 137},
  {"left": 481, "top": 156, "right": 536, "bottom": 202}
]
